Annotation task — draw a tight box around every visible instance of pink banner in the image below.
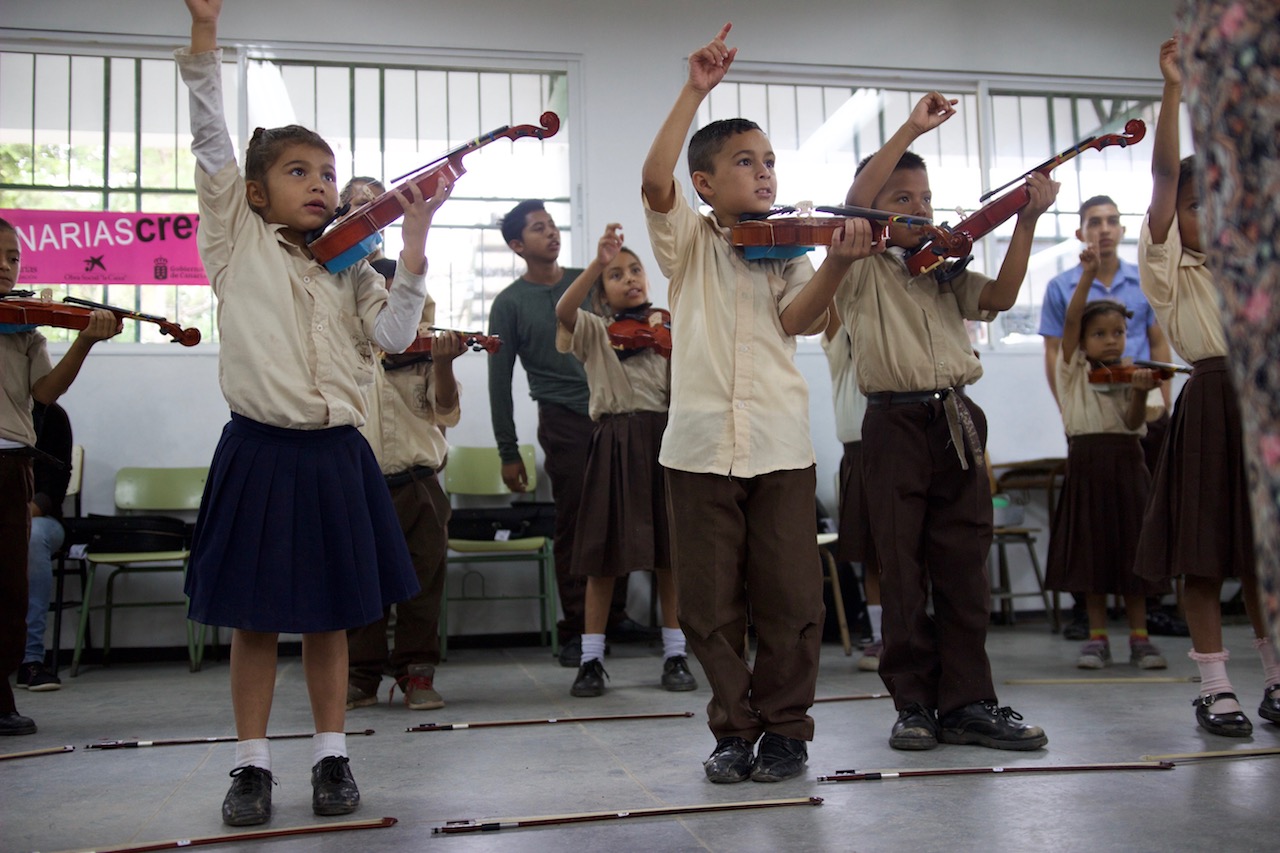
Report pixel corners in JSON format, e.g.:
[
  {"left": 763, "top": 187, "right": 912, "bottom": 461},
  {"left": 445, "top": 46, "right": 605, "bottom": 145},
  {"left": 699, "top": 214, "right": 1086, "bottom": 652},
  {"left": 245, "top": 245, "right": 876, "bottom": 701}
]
[{"left": 0, "top": 209, "right": 208, "bottom": 286}]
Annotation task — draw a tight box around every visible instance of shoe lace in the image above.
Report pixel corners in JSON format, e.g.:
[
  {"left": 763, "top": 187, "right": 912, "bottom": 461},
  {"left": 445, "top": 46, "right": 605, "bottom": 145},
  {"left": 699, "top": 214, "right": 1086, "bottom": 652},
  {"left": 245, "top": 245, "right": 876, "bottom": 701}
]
[
  {"left": 389, "top": 672, "right": 434, "bottom": 706},
  {"left": 315, "top": 756, "right": 351, "bottom": 784},
  {"left": 228, "top": 765, "right": 275, "bottom": 792},
  {"left": 981, "top": 701, "right": 1024, "bottom": 722}
]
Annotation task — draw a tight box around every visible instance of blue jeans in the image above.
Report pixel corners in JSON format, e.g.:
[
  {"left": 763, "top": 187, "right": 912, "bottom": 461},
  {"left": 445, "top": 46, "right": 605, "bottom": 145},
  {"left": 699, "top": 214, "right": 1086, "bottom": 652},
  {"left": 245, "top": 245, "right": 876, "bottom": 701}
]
[{"left": 25, "top": 515, "right": 64, "bottom": 664}]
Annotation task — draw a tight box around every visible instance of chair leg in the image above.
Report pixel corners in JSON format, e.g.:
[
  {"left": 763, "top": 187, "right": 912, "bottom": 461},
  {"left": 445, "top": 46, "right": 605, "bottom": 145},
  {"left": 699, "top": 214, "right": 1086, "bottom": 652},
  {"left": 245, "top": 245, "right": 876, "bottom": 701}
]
[
  {"left": 103, "top": 567, "right": 119, "bottom": 666},
  {"left": 1022, "top": 537, "right": 1057, "bottom": 633},
  {"left": 71, "top": 563, "right": 97, "bottom": 677},
  {"left": 544, "top": 544, "right": 559, "bottom": 657},
  {"left": 51, "top": 557, "right": 67, "bottom": 669},
  {"left": 997, "top": 542, "right": 1015, "bottom": 626},
  {"left": 822, "top": 547, "right": 853, "bottom": 656},
  {"left": 439, "top": 573, "right": 449, "bottom": 663}
]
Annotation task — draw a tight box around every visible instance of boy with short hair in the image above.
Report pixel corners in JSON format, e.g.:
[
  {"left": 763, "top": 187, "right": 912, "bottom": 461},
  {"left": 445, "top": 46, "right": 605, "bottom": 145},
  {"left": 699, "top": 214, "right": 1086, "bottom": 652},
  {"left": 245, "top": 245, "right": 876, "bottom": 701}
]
[
  {"left": 836, "top": 98, "right": 1058, "bottom": 752},
  {"left": 640, "top": 23, "right": 880, "bottom": 783}
]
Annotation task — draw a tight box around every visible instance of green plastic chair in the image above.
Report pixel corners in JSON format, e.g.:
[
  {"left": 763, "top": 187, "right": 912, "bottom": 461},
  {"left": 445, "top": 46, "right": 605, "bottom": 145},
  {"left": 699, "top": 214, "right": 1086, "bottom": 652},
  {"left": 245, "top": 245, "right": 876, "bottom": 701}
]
[
  {"left": 440, "top": 445, "right": 557, "bottom": 660},
  {"left": 71, "top": 466, "right": 211, "bottom": 676}
]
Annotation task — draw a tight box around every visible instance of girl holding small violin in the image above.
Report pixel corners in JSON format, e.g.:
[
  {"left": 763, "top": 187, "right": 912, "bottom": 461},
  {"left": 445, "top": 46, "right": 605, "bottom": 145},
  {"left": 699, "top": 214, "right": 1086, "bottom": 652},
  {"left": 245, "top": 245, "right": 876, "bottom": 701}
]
[
  {"left": 178, "top": 0, "right": 453, "bottom": 828},
  {"left": 1, "top": 217, "right": 121, "bottom": 738},
  {"left": 552, "top": 223, "right": 695, "bottom": 699},
  {"left": 1045, "top": 244, "right": 1170, "bottom": 672}
]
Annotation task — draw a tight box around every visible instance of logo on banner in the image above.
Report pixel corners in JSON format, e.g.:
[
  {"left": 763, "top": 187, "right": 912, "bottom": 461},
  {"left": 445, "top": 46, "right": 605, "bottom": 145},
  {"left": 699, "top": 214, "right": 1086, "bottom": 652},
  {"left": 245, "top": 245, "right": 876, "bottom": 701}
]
[{"left": 154, "top": 257, "right": 169, "bottom": 281}]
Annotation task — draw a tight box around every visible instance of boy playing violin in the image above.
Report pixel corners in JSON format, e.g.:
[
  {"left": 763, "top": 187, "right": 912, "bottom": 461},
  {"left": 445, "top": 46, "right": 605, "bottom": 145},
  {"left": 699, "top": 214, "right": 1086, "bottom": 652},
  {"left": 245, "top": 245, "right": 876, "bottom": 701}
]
[
  {"left": 641, "top": 22, "right": 881, "bottom": 783},
  {"left": 835, "top": 97, "right": 1057, "bottom": 752},
  {"left": 1, "top": 217, "right": 121, "bottom": 736}
]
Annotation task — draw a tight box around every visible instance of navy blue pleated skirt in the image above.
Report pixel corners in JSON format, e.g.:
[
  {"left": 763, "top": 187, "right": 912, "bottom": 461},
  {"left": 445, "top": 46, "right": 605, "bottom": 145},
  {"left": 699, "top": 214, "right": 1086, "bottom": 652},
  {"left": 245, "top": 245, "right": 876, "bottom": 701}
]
[{"left": 186, "top": 413, "right": 419, "bottom": 632}]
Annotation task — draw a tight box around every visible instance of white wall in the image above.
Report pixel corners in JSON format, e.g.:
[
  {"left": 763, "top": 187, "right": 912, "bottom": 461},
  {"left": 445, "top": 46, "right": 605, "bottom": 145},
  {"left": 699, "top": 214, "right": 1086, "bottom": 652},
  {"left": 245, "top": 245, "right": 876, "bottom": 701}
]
[{"left": 15, "top": 0, "right": 1181, "bottom": 649}]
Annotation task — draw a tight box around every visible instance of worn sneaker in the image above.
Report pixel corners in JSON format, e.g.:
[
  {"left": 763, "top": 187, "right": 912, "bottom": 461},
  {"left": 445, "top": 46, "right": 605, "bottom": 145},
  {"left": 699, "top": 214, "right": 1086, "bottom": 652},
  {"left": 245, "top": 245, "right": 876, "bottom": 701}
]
[
  {"left": 661, "top": 655, "right": 698, "bottom": 691},
  {"left": 889, "top": 703, "right": 939, "bottom": 750},
  {"left": 750, "top": 732, "right": 807, "bottom": 782},
  {"left": 1076, "top": 639, "right": 1111, "bottom": 669},
  {"left": 858, "top": 641, "right": 883, "bottom": 672},
  {"left": 393, "top": 664, "right": 444, "bottom": 710},
  {"left": 221, "top": 765, "right": 274, "bottom": 826},
  {"left": 1129, "top": 640, "right": 1168, "bottom": 670},
  {"left": 18, "top": 661, "right": 62, "bottom": 692},
  {"left": 938, "top": 700, "right": 1048, "bottom": 750},
  {"left": 703, "top": 736, "right": 754, "bottom": 783},
  {"left": 345, "top": 683, "right": 378, "bottom": 710},
  {"left": 311, "top": 756, "right": 360, "bottom": 816},
  {"left": 570, "top": 659, "right": 608, "bottom": 697}
]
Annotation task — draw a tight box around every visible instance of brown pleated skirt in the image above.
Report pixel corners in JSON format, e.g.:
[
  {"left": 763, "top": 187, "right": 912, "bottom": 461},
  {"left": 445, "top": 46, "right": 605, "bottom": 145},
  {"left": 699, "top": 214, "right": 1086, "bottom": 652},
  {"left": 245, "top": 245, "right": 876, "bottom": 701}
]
[
  {"left": 1134, "top": 357, "right": 1256, "bottom": 582},
  {"left": 835, "top": 441, "right": 875, "bottom": 565},
  {"left": 1045, "top": 433, "right": 1167, "bottom": 596},
  {"left": 571, "top": 410, "right": 671, "bottom": 577}
]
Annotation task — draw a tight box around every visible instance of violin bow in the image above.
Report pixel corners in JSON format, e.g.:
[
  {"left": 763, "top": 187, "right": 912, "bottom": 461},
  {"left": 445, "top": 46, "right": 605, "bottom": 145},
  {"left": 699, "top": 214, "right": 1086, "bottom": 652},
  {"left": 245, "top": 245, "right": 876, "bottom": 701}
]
[
  {"left": 407, "top": 711, "right": 694, "bottom": 733},
  {"left": 54, "top": 816, "right": 397, "bottom": 853},
  {"left": 433, "top": 796, "right": 822, "bottom": 835},
  {"left": 817, "top": 760, "right": 1173, "bottom": 783},
  {"left": 0, "top": 744, "right": 75, "bottom": 762},
  {"left": 85, "top": 728, "right": 376, "bottom": 750},
  {"left": 812, "top": 692, "right": 892, "bottom": 703},
  {"left": 814, "top": 205, "right": 934, "bottom": 228}
]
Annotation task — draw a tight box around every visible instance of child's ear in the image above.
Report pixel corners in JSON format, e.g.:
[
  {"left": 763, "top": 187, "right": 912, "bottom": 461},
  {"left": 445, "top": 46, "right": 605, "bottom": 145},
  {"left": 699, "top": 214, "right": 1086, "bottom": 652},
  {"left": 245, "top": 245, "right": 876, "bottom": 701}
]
[
  {"left": 507, "top": 238, "right": 526, "bottom": 258},
  {"left": 244, "top": 180, "right": 268, "bottom": 211},
  {"left": 691, "top": 170, "right": 716, "bottom": 203}
]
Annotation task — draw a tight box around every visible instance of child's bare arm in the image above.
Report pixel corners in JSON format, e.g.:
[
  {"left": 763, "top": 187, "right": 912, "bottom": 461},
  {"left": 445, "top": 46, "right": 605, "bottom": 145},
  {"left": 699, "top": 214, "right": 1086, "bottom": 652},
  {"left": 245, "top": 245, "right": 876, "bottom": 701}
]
[
  {"left": 1060, "top": 245, "right": 1099, "bottom": 364},
  {"left": 555, "top": 224, "right": 622, "bottom": 331},
  {"left": 845, "top": 92, "right": 956, "bottom": 207},
  {"left": 184, "top": 0, "right": 220, "bottom": 52},
  {"left": 1149, "top": 36, "right": 1182, "bottom": 244},
  {"left": 641, "top": 23, "right": 736, "bottom": 214},
  {"left": 31, "top": 311, "right": 122, "bottom": 405},
  {"left": 979, "top": 172, "right": 1060, "bottom": 311},
  {"left": 1123, "top": 369, "right": 1158, "bottom": 430}
]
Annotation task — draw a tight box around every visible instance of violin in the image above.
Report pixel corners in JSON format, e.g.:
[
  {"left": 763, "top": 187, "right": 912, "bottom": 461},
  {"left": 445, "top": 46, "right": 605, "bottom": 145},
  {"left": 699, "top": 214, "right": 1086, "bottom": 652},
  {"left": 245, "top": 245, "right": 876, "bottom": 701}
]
[
  {"left": 1087, "top": 358, "right": 1190, "bottom": 385},
  {"left": 905, "top": 119, "right": 1148, "bottom": 279},
  {"left": 383, "top": 327, "right": 501, "bottom": 366},
  {"left": 0, "top": 291, "right": 201, "bottom": 346},
  {"left": 729, "top": 204, "right": 965, "bottom": 260},
  {"left": 608, "top": 308, "right": 672, "bottom": 359},
  {"left": 309, "top": 112, "right": 561, "bottom": 274}
]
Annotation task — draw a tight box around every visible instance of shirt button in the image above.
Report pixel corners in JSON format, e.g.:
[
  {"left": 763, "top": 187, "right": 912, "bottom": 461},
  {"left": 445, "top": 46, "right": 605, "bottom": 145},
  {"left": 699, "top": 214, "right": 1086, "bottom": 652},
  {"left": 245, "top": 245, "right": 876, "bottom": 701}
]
[
  {"left": 316, "top": 324, "right": 324, "bottom": 331},
  {"left": 739, "top": 345, "right": 749, "bottom": 352},
  {"left": 736, "top": 402, "right": 746, "bottom": 409},
  {"left": 304, "top": 276, "right": 311, "bottom": 283}
]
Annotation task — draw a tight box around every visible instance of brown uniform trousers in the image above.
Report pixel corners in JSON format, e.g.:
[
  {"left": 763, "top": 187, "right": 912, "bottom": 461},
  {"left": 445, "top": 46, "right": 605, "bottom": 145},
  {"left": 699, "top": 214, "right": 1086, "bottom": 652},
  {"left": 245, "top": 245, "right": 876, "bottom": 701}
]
[
  {"left": 1, "top": 453, "right": 33, "bottom": 714},
  {"left": 665, "top": 466, "right": 824, "bottom": 742},
  {"left": 861, "top": 395, "right": 996, "bottom": 717}
]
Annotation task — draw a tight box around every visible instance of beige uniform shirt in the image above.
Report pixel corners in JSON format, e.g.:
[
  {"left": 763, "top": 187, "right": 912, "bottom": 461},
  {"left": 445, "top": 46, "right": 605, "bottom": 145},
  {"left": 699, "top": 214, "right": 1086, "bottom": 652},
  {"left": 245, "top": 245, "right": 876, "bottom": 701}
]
[
  {"left": 1138, "top": 214, "right": 1227, "bottom": 363},
  {"left": 0, "top": 330, "right": 52, "bottom": 445},
  {"left": 556, "top": 309, "right": 669, "bottom": 420},
  {"left": 644, "top": 183, "right": 820, "bottom": 477},
  {"left": 1056, "top": 349, "right": 1144, "bottom": 438},
  {"left": 835, "top": 250, "right": 995, "bottom": 394},
  {"left": 821, "top": 327, "right": 867, "bottom": 443}
]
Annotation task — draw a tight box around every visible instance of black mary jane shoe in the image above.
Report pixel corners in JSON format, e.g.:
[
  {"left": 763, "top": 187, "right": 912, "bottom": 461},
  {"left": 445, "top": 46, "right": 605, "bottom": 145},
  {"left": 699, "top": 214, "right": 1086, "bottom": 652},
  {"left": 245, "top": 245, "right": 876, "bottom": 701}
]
[
  {"left": 1259, "top": 684, "right": 1280, "bottom": 725},
  {"left": 1193, "top": 692, "right": 1253, "bottom": 738}
]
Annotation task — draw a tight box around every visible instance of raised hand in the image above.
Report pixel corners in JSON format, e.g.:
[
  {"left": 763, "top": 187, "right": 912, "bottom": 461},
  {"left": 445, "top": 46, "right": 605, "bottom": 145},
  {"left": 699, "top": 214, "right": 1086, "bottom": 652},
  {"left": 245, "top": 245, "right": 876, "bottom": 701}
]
[
  {"left": 1159, "top": 36, "right": 1181, "bottom": 86},
  {"left": 688, "top": 23, "right": 737, "bottom": 94},
  {"left": 596, "top": 223, "right": 624, "bottom": 266},
  {"left": 1079, "top": 243, "right": 1100, "bottom": 281},
  {"left": 184, "top": 0, "right": 222, "bottom": 22},
  {"left": 907, "top": 92, "right": 959, "bottom": 135}
]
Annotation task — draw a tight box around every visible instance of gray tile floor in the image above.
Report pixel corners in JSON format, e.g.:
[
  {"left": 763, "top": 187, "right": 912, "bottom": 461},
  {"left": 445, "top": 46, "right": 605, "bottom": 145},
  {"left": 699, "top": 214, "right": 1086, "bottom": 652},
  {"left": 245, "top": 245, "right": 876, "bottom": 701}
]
[{"left": 4, "top": 621, "right": 1278, "bottom": 853}]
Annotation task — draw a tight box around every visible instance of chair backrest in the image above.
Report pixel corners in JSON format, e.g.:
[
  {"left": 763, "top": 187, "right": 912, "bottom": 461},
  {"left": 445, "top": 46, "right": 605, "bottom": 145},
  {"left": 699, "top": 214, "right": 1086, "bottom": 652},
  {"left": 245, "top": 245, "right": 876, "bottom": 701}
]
[
  {"left": 444, "top": 445, "right": 537, "bottom": 496},
  {"left": 115, "top": 467, "right": 208, "bottom": 512},
  {"left": 64, "top": 444, "right": 84, "bottom": 517}
]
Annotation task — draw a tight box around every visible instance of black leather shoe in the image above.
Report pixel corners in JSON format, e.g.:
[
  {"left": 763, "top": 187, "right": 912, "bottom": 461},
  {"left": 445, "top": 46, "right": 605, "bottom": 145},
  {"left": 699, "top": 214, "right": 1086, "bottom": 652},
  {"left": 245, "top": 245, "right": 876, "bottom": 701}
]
[
  {"left": 607, "top": 616, "right": 662, "bottom": 643},
  {"left": 1062, "top": 612, "right": 1090, "bottom": 641},
  {"left": 558, "top": 636, "right": 583, "bottom": 668},
  {"left": 1193, "top": 692, "right": 1253, "bottom": 737},
  {"left": 0, "top": 711, "right": 37, "bottom": 736},
  {"left": 1260, "top": 685, "right": 1280, "bottom": 724},
  {"left": 703, "top": 736, "right": 754, "bottom": 783},
  {"left": 889, "top": 704, "right": 939, "bottom": 750},
  {"left": 661, "top": 655, "right": 698, "bottom": 691},
  {"left": 311, "top": 756, "right": 360, "bottom": 816},
  {"left": 570, "top": 659, "right": 608, "bottom": 697},
  {"left": 1147, "top": 609, "right": 1190, "bottom": 637},
  {"left": 939, "top": 701, "right": 1048, "bottom": 750},
  {"left": 221, "top": 766, "right": 273, "bottom": 826},
  {"left": 750, "top": 732, "right": 807, "bottom": 782}
]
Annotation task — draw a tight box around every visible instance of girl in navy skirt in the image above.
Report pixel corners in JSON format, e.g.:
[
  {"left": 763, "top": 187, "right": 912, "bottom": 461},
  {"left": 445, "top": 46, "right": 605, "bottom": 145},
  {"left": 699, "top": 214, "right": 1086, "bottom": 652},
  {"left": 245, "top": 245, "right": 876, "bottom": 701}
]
[
  {"left": 178, "top": 1, "right": 452, "bottom": 826},
  {"left": 1135, "top": 37, "right": 1278, "bottom": 737},
  {"left": 553, "top": 224, "right": 695, "bottom": 698},
  {"left": 1045, "top": 246, "right": 1169, "bottom": 671}
]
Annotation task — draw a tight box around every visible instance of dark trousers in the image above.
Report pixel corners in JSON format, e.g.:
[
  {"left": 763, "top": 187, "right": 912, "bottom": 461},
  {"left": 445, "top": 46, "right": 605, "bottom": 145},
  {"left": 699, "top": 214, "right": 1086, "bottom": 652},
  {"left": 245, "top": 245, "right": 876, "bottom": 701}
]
[
  {"left": 1, "top": 453, "right": 33, "bottom": 714},
  {"left": 537, "top": 403, "right": 627, "bottom": 641},
  {"left": 665, "top": 466, "right": 824, "bottom": 742},
  {"left": 347, "top": 471, "right": 449, "bottom": 692},
  {"left": 862, "top": 397, "right": 996, "bottom": 717}
]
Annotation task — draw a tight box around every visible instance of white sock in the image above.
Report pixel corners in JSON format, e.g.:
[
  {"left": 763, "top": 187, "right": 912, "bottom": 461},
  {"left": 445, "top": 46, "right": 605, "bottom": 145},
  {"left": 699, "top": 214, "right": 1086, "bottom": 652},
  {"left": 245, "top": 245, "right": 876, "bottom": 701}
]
[
  {"left": 234, "top": 738, "right": 270, "bottom": 772},
  {"left": 867, "top": 605, "right": 883, "bottom": 643},
  {"left": 581, "top": 633, "right": 606, "bottom": 664},
  {"left": 662, "top": 627, "right": 687, "bottom": 660},
  {"left": 1255, "top": 636, "right": 1280, "bottom": 687},
  {"left": 1188, "top": 649, "right": 1241, "bottom": 713},
  {"left": 312, "top": 731, "right": 347, "bottom": 764}
]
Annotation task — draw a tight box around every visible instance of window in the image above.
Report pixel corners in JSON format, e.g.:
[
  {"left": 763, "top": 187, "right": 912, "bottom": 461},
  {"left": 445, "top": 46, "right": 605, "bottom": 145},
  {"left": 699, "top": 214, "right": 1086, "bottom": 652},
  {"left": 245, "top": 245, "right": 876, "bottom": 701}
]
[{"left": 698, "top": 70, "right": 1164, "bottom": 349}]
